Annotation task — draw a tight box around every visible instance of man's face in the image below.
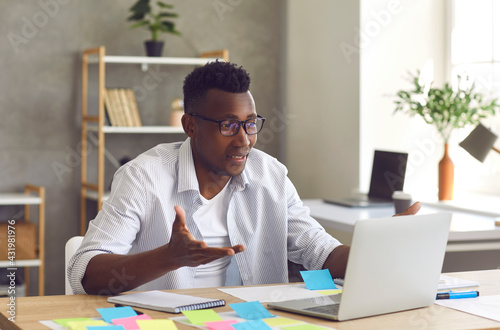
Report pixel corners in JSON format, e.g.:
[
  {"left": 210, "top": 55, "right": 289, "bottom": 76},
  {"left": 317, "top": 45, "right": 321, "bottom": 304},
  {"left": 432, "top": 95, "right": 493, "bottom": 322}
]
[{"left": 188, "top": 89, "right": 257, "bottom": 183}]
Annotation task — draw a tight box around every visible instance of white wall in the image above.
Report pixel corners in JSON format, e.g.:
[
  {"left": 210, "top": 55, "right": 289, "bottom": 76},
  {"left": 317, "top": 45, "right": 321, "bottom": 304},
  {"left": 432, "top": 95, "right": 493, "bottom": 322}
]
[
  {"left": 360, "top": 0, "right": 447, "bottom": 199},
  {"left": 284, "top": 0, "right": 361, "bottom": 199}
]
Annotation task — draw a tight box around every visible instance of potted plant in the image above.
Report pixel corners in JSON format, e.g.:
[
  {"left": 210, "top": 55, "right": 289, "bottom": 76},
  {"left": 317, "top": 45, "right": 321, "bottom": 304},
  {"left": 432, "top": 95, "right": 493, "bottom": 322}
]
[
  {"left": 128, "top": 0, "right": 181, "bottom": 57},
  {"left": 394, "top": 71, "right": 499, "bottom": 200}
]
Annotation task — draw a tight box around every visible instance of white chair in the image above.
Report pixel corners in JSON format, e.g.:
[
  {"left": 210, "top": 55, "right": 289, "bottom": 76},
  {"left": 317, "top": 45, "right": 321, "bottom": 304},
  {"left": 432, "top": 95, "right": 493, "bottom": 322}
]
[{"left": 65, "top": 236, "right": 84, "bottom": 295}]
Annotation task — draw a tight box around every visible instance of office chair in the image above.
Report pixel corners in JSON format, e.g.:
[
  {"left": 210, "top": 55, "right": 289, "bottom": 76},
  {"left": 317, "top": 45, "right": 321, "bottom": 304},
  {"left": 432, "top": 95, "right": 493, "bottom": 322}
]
[{"left": 65, "top": 236, "right": 84, "bottom": 295}]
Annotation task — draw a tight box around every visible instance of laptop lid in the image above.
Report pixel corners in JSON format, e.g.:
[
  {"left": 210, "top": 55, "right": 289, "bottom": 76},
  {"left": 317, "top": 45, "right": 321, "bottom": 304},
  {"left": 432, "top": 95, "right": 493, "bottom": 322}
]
[
  {"left": 337, "top": 212, "right": 450, "bottom": 320},
  {"left": 268, "top": 213, "right": 451, "bottom": 321},
  {"left": 367, "top": 150, "right": 408, "bottom": 200}
]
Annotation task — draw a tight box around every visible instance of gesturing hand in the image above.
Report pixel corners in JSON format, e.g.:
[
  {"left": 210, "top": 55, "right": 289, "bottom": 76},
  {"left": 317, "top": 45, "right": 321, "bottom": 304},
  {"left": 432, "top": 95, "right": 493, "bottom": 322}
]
[{"left": 165, "top": 205, "right": 245, "bottom": 269}]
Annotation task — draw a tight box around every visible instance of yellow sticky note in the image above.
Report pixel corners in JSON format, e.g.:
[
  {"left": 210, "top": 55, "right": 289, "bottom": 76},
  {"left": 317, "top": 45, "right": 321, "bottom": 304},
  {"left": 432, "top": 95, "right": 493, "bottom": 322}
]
[
  {"left": 53, "top": 318, "right": 93, "bottom": 327},
  {"left": 182, "top": 309, "right": 222, "bottom": 325},
  {"left": 137, "top": 319, "right": 178, "bottom": 330},
  {"left": 263, "top": 316, "right": 303, "bottom": 326},
  {"left": 67, "top": 319, "right": 108, "bottom": 330},
  {"left": 318, "top": 289, "right": 342, "bottom": 295},
  {"left": 282, "top": 324, "right": 331, "bottom": 330}
]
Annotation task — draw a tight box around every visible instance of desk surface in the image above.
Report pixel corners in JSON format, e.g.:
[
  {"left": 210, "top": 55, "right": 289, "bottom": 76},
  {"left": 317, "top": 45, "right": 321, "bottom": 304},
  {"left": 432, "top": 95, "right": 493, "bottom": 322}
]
[
  {"left": 1, "top": 270, "right": 500, "bottom": 330},
  {"left": 304, "top": 199, "right": 500, "bottom": 245}
]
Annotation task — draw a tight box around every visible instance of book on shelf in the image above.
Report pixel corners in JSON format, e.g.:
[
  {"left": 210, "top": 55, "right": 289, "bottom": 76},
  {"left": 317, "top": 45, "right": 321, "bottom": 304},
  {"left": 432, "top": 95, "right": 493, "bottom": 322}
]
[
  {"left": 107, "top": 290, "right": 225, "bottom": 314},
  {"left": 104, "top": 88, "right": 142, "bottom": 127}
]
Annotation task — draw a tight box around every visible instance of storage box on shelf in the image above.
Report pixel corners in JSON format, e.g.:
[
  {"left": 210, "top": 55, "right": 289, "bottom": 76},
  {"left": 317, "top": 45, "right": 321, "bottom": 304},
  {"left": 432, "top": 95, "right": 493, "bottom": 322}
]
[
  {"left": 0, "top": 184, "right": 45, "bottom": 296},
  {"left": 80, "top": 46, "right": 229, "bottom": 235}
]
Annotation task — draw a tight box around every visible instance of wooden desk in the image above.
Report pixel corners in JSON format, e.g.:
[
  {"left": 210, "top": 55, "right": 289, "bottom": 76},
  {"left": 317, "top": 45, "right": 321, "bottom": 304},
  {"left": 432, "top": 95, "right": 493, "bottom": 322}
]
[{"left": 1, "top": 270, "right": 500, "bottom": 330}]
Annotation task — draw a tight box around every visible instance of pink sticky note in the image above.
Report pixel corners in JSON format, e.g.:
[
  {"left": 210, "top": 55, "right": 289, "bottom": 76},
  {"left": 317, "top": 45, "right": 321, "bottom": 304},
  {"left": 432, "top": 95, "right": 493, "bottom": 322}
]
[
  {"left": 204, "top": 319, "right": 239, "bottom": 330},
  {"left": 112, "top": 314, "right": 152, "bottom": 329}
]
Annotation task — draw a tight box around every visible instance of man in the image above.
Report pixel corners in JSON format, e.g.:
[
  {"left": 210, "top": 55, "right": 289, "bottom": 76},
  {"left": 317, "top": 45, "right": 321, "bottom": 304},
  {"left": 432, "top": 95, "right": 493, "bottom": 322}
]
[{"left": 69, "top": 61, "right": 420, "bottom": 295}]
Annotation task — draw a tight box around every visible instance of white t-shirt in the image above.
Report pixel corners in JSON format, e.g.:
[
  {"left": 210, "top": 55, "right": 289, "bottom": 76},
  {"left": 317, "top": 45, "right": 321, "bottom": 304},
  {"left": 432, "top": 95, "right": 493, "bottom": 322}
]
[{"left": 193, "top": 181, "right": 235, "bottom": 288}]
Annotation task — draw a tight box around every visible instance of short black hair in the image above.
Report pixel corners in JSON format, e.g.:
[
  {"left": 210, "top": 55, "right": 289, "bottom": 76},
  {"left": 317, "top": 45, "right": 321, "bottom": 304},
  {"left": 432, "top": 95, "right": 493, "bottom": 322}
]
[{"left": 183, "top": 60, "right": 251, "bottom": 113}]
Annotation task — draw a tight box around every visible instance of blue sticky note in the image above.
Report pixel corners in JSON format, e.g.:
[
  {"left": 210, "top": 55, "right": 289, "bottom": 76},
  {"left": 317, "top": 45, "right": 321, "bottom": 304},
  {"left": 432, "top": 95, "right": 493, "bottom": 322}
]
[
  {"left": 232, "top": 319, "right": 272, "bottom": 330},
  {"left": 96, "top": 306, "right": 137, "bottom": 323},
  {"left": 300, "top": 269, "right": 337, "bottom": 290},
  {"left": 229, "top": 301, "right": 275, "bottom": 320},
  {"left": 87, "top": 326, "right": 125, "bottom": 330}
]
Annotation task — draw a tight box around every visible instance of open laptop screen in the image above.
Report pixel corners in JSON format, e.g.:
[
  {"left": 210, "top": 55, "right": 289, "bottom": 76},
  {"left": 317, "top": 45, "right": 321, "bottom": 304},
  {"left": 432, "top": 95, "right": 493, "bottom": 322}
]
[{"left": 367, "top": 150, "right": 408, "bottom": 200}]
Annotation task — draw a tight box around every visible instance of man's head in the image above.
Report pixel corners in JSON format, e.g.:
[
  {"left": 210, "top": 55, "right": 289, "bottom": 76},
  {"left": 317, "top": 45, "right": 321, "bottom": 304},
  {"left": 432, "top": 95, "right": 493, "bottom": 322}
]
[
  {"left": 183, "top": 60, "right": 251, "bottom": 114},
  {"left": 182, "top": 61, "right": 264, "bottom": 190}
]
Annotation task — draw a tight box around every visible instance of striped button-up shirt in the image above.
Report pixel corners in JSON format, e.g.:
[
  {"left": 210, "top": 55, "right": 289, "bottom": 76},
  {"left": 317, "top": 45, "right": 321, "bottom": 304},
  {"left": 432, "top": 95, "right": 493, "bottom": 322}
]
[{"left": 69, "top": 138, "right": 341, "bottom": 294}]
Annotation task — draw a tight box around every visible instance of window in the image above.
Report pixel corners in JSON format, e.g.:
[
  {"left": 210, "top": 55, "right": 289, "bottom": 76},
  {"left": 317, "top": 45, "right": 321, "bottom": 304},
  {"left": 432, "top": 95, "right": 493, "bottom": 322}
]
[{"left": 450, "top": 0, "right": 500, "bottom": 194}]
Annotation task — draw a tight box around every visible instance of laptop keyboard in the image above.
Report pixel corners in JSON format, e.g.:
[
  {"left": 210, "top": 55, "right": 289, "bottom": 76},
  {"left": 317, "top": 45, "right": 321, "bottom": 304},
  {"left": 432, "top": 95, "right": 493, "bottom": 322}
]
[{"left": 304, "top": 303, "right": 340, "bottom": 316}]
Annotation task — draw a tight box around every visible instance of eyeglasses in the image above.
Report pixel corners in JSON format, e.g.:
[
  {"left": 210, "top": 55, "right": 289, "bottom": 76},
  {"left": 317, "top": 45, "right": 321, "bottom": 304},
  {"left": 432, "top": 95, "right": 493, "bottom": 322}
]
[{"left": 188, "top": 113, "right": 266, "bottom": 136}]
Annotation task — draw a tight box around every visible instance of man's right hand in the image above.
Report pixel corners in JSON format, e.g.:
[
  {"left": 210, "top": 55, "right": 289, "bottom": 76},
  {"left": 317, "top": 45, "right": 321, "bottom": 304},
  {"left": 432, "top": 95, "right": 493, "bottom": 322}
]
[{"left": 164, "top": 205, "right": 245, "bottom": 269}]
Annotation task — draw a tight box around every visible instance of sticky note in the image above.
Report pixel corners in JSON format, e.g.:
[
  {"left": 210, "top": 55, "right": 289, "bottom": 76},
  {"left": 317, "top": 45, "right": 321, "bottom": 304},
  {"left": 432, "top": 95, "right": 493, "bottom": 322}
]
[
  {"left": 204, "top": 319, "right": 239, "bottom": 330},
  {"left": 53, "top": 318, "right": 93, "bottom": 327},
  {"left": 318, "top": 289, "right": 343, "bottom": 295},
  {"left": 136, "top": 319, "right": 178, "bottom": 330},
  {"left": 300, "top": 269, "right": 337, "bottom": 290},
  {"left": 232, "top": 319, "right": 272, "bottom": 330},
  {"left": 66, "top": 319, "right": 107, "bottom": 330},
  {"left": 97, "top": 306, "right": 137, "bottom": 323},
  {"left": 281, "top": 324, "right": 331, "bottom": 329},
  {"left": 263, "top": 317, "right": 303, "bottom": 326},
  {"left": 229, "top": 301, "right": 275, "bottom": 320},
  {"left": 86, "top": 326, "right": 125, "bottom": 330},
  {"left": 112, "top": 313, "right": 151, "bottom": 329},
  {"left": 182, "top": 309, "right": 222, "bottom": 325}
]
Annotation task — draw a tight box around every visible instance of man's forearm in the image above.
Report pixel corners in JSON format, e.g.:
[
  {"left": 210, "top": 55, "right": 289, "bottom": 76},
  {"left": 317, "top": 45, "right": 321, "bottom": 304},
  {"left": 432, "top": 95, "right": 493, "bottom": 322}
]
[
  {"left": 81, "top": 245, "right": 175, "bottom": 295},
  {"left": 323, "top": 245, "right": 350, "bottom": 279}
]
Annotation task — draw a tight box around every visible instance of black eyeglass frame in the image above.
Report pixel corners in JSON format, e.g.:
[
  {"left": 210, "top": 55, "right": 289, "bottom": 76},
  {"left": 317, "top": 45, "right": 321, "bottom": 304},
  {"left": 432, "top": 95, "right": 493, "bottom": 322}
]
[{"left": 187, "top": 113, "right": 266, "bottom": 136}]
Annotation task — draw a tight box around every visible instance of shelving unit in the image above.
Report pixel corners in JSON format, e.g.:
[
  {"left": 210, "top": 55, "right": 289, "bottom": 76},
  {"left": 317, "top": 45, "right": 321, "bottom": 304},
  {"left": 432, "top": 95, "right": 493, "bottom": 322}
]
[
  {"left": 80, "top": 46, "right": 229, "bottom": 235},
  {"left": 0, "top": 184, "right": 45, "bottom": 296}
]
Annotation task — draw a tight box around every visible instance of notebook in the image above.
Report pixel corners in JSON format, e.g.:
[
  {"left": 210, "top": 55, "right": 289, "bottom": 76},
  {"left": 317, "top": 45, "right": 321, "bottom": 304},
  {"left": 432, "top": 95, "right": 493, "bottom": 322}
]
[
  {"left": 268, "top": 212, "right": 451, "bottom": 321},
  {"left": 324, "top": 150, "right": 408, "bottom": 207},
  {"left": 107, "top": 290, "right": 225, "bottom": 313}
]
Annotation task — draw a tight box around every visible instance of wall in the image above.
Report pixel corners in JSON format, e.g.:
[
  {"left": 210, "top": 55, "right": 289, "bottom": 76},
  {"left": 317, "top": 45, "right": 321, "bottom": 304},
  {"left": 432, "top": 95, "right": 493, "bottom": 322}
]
[
  {"left": 360, "top": 0, "right": 447, "bottom": 198},
  {"left": 284, "top": 0, "right": 361, "bottom": 200},
  {"left": 0, "top": 0, "right": 283, "bottom": 295}
]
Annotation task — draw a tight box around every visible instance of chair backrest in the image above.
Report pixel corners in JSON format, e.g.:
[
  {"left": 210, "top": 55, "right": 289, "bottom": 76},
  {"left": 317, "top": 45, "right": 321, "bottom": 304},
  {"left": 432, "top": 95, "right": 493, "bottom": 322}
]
[{"left": 65, "top": 236, "right": 84, "bottom": 295}]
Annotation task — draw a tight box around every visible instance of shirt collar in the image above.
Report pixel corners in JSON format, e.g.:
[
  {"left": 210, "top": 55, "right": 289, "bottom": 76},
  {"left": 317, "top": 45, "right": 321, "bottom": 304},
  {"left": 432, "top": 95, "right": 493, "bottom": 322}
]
[{"left": 177, "top": 138, "right": 249, "bottom": 193}]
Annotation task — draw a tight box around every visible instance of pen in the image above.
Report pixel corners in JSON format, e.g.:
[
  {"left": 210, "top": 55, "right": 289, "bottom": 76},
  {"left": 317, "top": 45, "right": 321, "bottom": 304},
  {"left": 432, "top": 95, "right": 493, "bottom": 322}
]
[{"left": 436, "top": 291, "right": 479, "bottom": 300}]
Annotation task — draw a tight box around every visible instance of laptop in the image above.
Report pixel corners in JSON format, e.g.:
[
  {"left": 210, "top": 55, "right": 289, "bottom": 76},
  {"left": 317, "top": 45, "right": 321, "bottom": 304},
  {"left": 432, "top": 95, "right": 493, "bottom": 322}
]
[
  {"left": 268, "top": 212, "right": 451, "bottom": 321},
  {"left": 325, "top": 150, "right": 408, "bottom": 207}
]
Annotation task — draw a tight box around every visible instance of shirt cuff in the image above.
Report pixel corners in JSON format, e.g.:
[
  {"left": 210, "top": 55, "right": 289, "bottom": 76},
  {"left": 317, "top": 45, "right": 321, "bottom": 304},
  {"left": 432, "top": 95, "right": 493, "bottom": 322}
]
[{"left": 69, "top": 250, "right": 107, "bottom": 295}]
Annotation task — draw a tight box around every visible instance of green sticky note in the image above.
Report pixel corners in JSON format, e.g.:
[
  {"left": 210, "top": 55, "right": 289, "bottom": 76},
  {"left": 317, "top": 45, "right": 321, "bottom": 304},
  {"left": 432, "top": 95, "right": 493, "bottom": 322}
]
[
  {"left": 263, "top": 317, "right": 303, "bottom": 326},
  {"left": 67, "top": 319, "right": 108, "bottom": 330},
  {"left": 53, "top": 318, "right": 93, "bottom": 327},
  {"left": 281, "top": 324, "right": 330, "bottom": 330},
  {"left": 182, "top": 309, "right": 222, "bottom": 325},
  {"left": 136, "top": 319, "right": 178, "bottom": 330}
]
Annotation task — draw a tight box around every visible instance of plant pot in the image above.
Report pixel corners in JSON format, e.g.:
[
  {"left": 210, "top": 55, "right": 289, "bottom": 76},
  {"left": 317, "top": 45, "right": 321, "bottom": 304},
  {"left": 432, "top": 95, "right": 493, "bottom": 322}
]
[
  {"left": 170, "top": 110, "right": 183, "bottom": 127},
  {"left": 144, "top": 40, "right": 164, "bottom": 57},
  {"left": 438, "top": 143, "right": 454, "bottom": 200}
]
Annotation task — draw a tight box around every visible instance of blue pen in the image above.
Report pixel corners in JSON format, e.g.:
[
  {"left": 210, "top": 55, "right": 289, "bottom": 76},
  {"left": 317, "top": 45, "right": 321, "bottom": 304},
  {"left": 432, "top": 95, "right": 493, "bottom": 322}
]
[{"left": 436, "top": 291, "right": 479, "bottom": 299}]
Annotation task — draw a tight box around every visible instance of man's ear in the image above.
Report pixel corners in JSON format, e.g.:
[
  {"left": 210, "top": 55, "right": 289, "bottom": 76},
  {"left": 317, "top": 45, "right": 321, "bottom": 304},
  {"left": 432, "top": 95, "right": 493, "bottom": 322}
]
[{"left": 182, "top": 114, "right": 195, "bottom": 137}]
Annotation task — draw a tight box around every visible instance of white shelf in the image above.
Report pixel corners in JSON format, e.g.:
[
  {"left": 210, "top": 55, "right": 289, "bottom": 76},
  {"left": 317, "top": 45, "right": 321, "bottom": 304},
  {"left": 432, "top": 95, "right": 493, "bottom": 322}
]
[
  {"left": 86, "top": 190, "right": 110, "bottom": 202},
  {"left": 87, "top": 125, "right": 185, "bottom": 134},
  {"left": 88, "top": 55, "right": 220, "bottom": 66},
  {"left": 0, "top": 259, "right": 42, "bottom": 267},
  {"left": 0, "top": 193, "right": 42, "bottom": 205}
]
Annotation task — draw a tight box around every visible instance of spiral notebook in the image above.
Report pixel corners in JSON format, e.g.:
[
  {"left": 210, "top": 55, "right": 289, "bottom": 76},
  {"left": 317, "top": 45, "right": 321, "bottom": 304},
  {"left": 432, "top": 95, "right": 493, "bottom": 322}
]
[{"left": 107, "top": 290, "right": 225, "bottom": 313}]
